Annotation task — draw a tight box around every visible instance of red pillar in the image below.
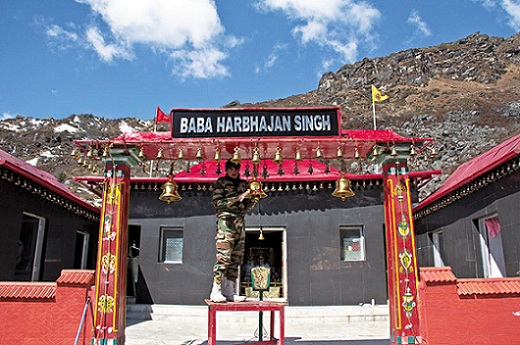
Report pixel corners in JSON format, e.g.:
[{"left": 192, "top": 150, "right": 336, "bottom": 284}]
[
  {"left": 92, "top": 162, "right": 131, "bottom": 345},
  {"left": 381, "top": 154, "right": 421, "bottom": 344}
]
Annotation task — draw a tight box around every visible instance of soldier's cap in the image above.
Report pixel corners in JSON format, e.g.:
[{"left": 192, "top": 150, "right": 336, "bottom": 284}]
[{"left": 225, "top": 159, "right": 240, "bottom": 170}]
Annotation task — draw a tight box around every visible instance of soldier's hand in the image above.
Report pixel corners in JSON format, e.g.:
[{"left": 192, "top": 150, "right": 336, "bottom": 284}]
[{"left": 238, "top": 190, "right": 251, "bottom": 201}]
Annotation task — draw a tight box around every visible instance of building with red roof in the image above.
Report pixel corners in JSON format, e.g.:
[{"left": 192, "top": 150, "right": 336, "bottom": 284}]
[
  {"left": 414, "top": 133, "right": 520, "bottom": 279},
  {"left": 0, "top": 149, "right": 100, "bottom": 282}
]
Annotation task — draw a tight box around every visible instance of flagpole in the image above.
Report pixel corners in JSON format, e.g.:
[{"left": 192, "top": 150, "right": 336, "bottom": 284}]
[
  {"left": 372, "top": 99, "right": 377, "bottom": 130},
  {"left": 149, "top": 110, "right": 158, "bottom": 178}
]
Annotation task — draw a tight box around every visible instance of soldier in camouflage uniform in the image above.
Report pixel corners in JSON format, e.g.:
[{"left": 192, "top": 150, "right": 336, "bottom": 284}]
[{"left": 210, "top": 159, "right": 257, "bottom": 302}]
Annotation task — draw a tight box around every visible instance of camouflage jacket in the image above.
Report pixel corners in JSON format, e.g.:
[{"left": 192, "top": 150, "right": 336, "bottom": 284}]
[{"left": 212, "top": 176, "right": 256, "bottom": 217}]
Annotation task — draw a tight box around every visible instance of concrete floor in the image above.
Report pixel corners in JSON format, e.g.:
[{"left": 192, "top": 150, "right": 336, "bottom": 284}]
[{"left": 126, "top": 303, "right": 390, "bottom": 345}]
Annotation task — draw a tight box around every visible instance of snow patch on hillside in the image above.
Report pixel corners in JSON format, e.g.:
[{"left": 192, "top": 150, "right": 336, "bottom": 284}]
[{"left": 55, "top": 123, "right": 79, "bottom": 133}]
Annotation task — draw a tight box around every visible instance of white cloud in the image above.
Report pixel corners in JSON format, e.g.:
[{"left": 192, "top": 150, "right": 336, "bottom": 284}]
[
  {"left": 262, "top": 43, "right": 288, "bottom": 72},
  {"left": 46, "top": 24, "right": 78, "bottom": 41},
  {"left": 77, "top": 0, "right": 224, "bottom": 48},
  {"left": 45, "top": 23, "right": 80, "bottom": 52},
  {"left": 502, "top": 0, "right": 520, "bottom": 30},
  {"left": 170, "top": 48, "right": 230, "bottom": 80},
  {"left": 478, "top": 0, "right": 499, "bottom": 8},
  {"left": 56, "top": 0, "right": 241, "bottom": 78},
  {"left": 256, "top": 0, "right": 381, "bottom": 65},
  {"left": 407, "top": 10, "right": 432, "bottom": 37},
  {"left": 85, "top": 26, "right": 133, "bottom": 62}
]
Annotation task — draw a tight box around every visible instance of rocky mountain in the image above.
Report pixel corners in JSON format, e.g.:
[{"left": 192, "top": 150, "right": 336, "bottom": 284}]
[{"left": 2, "top": 32, "right": 520, "bottom": 204}]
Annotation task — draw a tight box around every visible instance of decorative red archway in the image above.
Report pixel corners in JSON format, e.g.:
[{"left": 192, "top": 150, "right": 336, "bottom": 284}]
[{"left": 74, "top": 107, "right": 436, "bottom": 345}]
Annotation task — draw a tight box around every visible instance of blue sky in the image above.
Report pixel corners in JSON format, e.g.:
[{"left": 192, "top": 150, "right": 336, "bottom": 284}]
[{"left": 1, "top": 0, "right": 519, "bottom": 121}]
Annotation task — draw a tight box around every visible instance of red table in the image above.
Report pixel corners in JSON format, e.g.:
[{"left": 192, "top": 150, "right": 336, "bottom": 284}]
[{"left": 205, "top": 299, "right": 286, "bottom": 345}]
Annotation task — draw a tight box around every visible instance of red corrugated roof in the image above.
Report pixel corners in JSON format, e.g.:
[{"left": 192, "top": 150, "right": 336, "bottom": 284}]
[
  {"left": 56, "top": 269, "right": 95, "bottom": 286},
  {"left": 457, "top": 278, "right": 520, "bottom": 296},
  {"left": 415, "top": 133, "right": 520, "bottom": 212},
  {"left": 420, "top": 267, "right": 457, "bottom": 284},
  {"left": 0, "top": 149, "right": 99, "bottom": 214},
  {"left": 0, "top": 282, "right": 56, "bottom": 300}
]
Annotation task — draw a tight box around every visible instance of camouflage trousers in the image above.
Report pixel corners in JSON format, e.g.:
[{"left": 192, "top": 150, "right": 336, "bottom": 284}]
[{"left": 213, "top": 215, "right": 245, "bottom": 284}]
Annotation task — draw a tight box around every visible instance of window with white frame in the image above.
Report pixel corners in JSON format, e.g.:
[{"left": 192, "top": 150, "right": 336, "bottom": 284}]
[
  {"left": 430, "top": 231, "right": 445, "bottom": 267},
  {"left": 160, "top": 227, "right": 183, "bottom": 263},
  {"left": 340, "top": 226, "right": 365, "bottom": 261}
]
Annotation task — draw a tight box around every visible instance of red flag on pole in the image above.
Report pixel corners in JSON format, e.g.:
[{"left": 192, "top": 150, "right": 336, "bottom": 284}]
[{"left": 156, "top": 106, "right": 170, "bottom": 123}]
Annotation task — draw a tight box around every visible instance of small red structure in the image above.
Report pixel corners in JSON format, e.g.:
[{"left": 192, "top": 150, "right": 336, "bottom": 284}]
[
  {"left": 419, "top": 266, "right": 520, "bottom": 344},
  {"left": 0, "top": 270, "right": 95, "bottom": 345},
  {"left": 206, "top": 299, "right": 286, "bottom": 345}
]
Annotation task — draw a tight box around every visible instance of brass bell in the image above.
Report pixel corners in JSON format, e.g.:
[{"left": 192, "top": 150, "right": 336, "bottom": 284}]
[
  {"left": 316, "top": 146, "right": 323, "bottom": 159},
  {"left": 258, "top": 229, "right": 265, "bottom": 240},
  {"left": 390, "top": 146, "right": 398, "bottom": 157},
  {"left": 214, "top": 148, "right": 221, "bottom": 162},
  {"left": 159, "top": 179, "right": 182, "bottom": 203},
  {"left": 246, "top": 177, "right": 268, "bottom": 200},
  {"left": 354, "top": 147, "right": 360, "bottom": 159},
  {"left": 195, "top": 147, "right": 204, "bottom": 161},
  {"left": 86, "top": 147, "right": 94, "bottom": 158},
  {"left": 274, "top": 147, "right": 283, "bottom": 164},
  {"left": 231, "top": 147, "right": 241, "bottom": 164},
  {"left": 372, "top": 146, "right": 379, "bottom": 158},
  {"left": 177, "top": 149, "right": 185, "bottom": 160},
  {"left": 251, "top": 147, "right": 261, "bottom": 165},
  {"left": 295, "top": 148, "right": 302, "bottom": 162},
  {"left": 336, "top": 147, "right": 343, "bottom": 159},
  {"left": 332, "top": 176, "right": 355, "bottom": 201},
  {"left": 70, "top": 148, "right": 79, "bottom": 159},
  {"left": 156, "top": 148, "right": 164, "bottom": 160},
  {"left": 409, "top": 144, "right": 417, "bottom": 156},
  {"left": 138, "top": 147, "right": 145, "bottom": 159},
  {"left": 429, "top": 147, "right": 438, "bottom": 158},
  {"left": 102, "top": 146, "right": 110, "bottom": 158}
]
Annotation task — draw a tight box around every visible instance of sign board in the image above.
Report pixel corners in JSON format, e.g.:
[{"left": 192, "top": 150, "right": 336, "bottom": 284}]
[{"left": 171, "top": 107, "right": 341, "bottom": 138}]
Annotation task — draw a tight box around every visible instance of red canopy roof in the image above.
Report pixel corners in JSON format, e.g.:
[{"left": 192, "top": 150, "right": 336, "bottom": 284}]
[
  {"left": 415, "top": 133, "right": 520, "bottom": 212},
  {"left": 82, "top": 128, "right": 433, "bottom": 162}
]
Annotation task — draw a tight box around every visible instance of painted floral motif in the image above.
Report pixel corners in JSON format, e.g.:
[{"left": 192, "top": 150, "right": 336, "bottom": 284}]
[
  {"left": 402, "top": 287, "right": 416, "bottom": 320},
  {"left": 398, "top": 214, "right": 410, "bottom": 237},
  {"left": 393, "top": 182, "right": 407, "bottom": 202},
  {"left": 399, "top": 249, "right": 414, "bottom": 274},
  {"left": 101, "top": 252, "right": 117, "bottom": 274},
  {"left": 98, "top": 294, "right": 115, "bottom": 313},
  {"left": 102, "top": 215, "right": 116, "bottom": 241}
]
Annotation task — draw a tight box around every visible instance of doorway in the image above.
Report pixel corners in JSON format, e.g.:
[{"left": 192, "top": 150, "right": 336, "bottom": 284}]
[
  {"left": 240, "top": 227, "right": 286, "bottom": 300},
  {"left": 478, "top": 215, "right": 506, "bottom": 278},
  {"left": 74, "top": 231, "right": 90, "bottom": 269},
  {"left": 15, "top": 213, "right": 46, "bottom": 281},
  {"left": 127, "top": 225, "right": 141, "bottom": 297}
]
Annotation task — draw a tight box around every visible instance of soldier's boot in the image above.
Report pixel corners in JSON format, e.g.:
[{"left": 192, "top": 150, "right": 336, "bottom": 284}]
[
  {"left": 222, "top": 279, "right": 247, "bottom": 302},
  {"left": 210, "top": 282, "right": 227, "bottom": 303}
]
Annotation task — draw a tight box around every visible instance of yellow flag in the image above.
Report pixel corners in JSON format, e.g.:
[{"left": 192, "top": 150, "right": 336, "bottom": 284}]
[{"left": 372, "top": 85, "right": 389, "bottom": 102}]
